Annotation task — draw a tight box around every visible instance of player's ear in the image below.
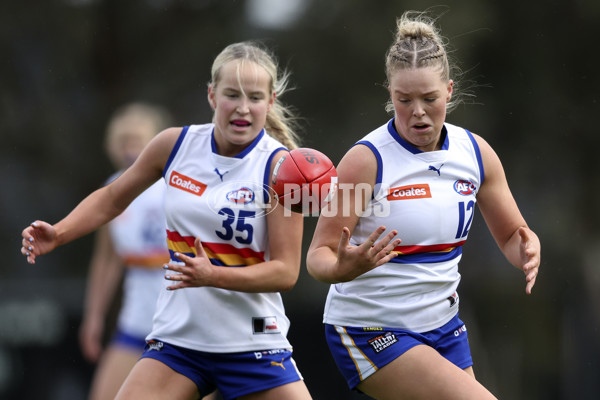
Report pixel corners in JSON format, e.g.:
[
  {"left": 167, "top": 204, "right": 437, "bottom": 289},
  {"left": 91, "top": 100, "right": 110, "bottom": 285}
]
[
  {"left": 268, "top": 91, "right": 276, "bottom": 112},
  {"left": 208, "top": 85, "right": 217, "bottom": 110},
  {"left": 446, "top": 80, "right": 454, "bottom": 103}
]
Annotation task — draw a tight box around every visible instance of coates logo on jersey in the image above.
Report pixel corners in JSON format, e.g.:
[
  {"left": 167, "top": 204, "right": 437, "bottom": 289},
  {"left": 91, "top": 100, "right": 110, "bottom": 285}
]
[
  {"left": 169, "top": 171, "right": 207, "bottom": 196},
  {"left": 226, "top": 187, "right": 255, "bottom": 204},
  {"left": 387, "top": 184, "right": 432, "bottom": 201},
  {"left": 454, "top": 180, "right": 476, "bottom": 196}
]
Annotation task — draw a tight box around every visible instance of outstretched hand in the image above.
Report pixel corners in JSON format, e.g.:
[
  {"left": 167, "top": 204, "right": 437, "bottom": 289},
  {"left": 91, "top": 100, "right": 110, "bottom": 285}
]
[
  {"left": 334, "top": 225, "right": 401, "bottom": 282},
  {"left": 163, "top": 237, "right": 216, "bottom": 290},
  {"left": 518, "top": 227, "right": 541, "bottom": 295},
  {"left": 21, "top": 221, "right": 58, "bottom": 264}
]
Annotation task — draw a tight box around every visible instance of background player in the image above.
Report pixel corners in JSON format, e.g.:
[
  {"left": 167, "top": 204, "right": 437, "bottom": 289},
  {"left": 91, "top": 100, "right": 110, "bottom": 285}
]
[{"left": 78, "top": 102, "right": 221, "bottom": 400}]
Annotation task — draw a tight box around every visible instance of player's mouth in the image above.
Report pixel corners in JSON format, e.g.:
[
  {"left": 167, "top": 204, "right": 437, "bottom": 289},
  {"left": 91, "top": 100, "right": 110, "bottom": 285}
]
[
  {"left": 412, "top": 123, "right": 430, "bottom": 132},
  {"left": 231, "top": 119, "right": 251, "bottom": 127}
]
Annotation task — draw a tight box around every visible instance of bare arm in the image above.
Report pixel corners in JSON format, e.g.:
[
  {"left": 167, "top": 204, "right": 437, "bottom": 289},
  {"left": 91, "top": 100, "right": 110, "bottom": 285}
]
[
  {"left": 163, "top": 150, "right": 305, "bottom": 293},
  {"left": 21, "top": 127, "right": 181, "bottom": 263},
  {"left": 475, "top": 134, "right": 541, "bottom": 294},
  {"left": 306, "top": 145, "right": 400, "bottom": 284},
  {"left": 79, "top": 225, "right": 123, "bottom": 362}
]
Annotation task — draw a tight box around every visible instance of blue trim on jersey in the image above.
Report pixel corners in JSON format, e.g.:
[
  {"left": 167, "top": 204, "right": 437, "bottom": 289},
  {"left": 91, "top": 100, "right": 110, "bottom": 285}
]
[
  {"left": 208, "top": 258, "right": 245, "bottom": 268},
  {"left": 389, "top": 246, "right": 463, "bottom": 264},
  {"left": 464, "top": 129, "right": 485, "bottom": 184},
  {"left": 354, "top": 141, "right": 383, "bottom": 187},
  {"left": 163, "top": 126, "right": 190, "bottom": 178},
  {"left": 439, "top": 125, "right": 449, "bottom": 150},
  {"left": 263, "top": 147, "right": 287, "bottom": 204},
  {"left": 212, "top": 129, "right": 266, "bottom": 159},
  {"left": 387, "top": 119, "right": 449, "bottom": 153},
  {"left": 169, "top": 249, "right": 195, "bottom": 260},
  {"left": 387, "top": 119, "right": 419, "bottom": 154},
  {"left": 169, "top": 249, "right": 246, "bottom": 268}
]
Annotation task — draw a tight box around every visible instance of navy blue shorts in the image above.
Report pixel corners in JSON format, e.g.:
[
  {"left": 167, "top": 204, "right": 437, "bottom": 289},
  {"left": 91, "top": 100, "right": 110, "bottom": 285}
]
[
  {"left": 110, "top": 329, "right": 147, "bottom": 351},
  {"left": 325, "top": 314, "right": 473, "bottom": 389},
  {"left": 140, "top": 340, "right": 303, "bottom": 400}
]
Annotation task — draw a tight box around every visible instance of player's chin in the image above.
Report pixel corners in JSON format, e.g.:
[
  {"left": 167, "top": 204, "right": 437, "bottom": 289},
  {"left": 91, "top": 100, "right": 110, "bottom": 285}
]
[{"left": 228, "top": 126, "right": 260, "bottom": 142}]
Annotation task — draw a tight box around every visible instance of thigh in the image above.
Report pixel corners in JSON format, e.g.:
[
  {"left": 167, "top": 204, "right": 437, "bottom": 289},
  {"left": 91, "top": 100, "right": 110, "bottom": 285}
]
[
  {"left": 115, "top": 358, "right": 199, "bottom": 400},
  {"left": 239, "top": 381, "right": 311, "bottom": 400},
  {"left": 88, "top": 344, "right": 141, "bottom": 400},
  {"left": 357, "top": 345, "right": 497, "bottom": 400}
]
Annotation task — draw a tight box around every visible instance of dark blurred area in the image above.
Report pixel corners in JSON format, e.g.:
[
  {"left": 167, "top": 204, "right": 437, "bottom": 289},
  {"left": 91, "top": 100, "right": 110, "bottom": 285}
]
[{"left": 1, "top": 0, "right": 599, "bottom": 399}]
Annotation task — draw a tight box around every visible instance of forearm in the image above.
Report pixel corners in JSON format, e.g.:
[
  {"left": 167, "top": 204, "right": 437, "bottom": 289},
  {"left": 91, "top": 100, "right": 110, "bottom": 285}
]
[
  {"left": 54, "top": 188, "right": 124, "bottom": 246},
  {"left": 210, "top": 259, "right": 300, "bottom": 293},
  {"left": 306, "top": 246, "right": 341, "bottom": 284}
]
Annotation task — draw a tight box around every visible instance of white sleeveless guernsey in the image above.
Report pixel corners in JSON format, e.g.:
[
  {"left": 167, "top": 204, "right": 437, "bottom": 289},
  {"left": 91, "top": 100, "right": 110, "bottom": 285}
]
[
  {"left": 149, "top": 124, "right": 291, "bottom": 352},
  {"left": 107, "top": 176, "right": 169, "bottom": 338},
  {"left": 323, "top": 120, "right": 484, "bottom": 333}
]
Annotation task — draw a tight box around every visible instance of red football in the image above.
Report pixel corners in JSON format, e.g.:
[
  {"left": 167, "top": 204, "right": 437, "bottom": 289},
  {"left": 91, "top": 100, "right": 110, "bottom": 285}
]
[{"left": 271, "top": 148, "right": 337, "bottom": 214}]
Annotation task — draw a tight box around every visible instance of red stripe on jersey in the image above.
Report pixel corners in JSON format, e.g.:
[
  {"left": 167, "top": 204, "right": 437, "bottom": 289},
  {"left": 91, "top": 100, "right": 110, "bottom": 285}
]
[
  {"left": 166, "top": 230, "right": 265, "bottom": 265},
  {"left": 393, "top": 240, "right": 466, "bottom": 255}
]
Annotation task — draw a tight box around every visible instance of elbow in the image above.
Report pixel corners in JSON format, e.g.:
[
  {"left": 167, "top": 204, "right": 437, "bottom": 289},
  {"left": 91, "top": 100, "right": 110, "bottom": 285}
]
[
  {"left": 276, "top": 260, "right": 300, "bottom": 292},
  {"left": 306, "top": 259, "right": 321, "bottom": 282},
  {"left": 279, "top": 281, "right": 296, "bottom": 293},
  {"left": 306, "top": 249, "right": 337, "bottom": 284},
  {"left": 278, "top": 272, "right": 298, "bottom": 292}
]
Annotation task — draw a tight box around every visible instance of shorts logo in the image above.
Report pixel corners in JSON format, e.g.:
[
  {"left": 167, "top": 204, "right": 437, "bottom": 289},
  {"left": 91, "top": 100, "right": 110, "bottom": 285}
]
[
  {"left": 226, "top": 187, "right": 255, "bottom": 204},
  {"left": 270, "top": 358, "right": 286, "bottom": 370},
  {"left": 253, "top": 316, "right": 281, "bottom": 334},
  {"left": 147, "top": 340, "right": 164, "bottom": 351},
  {"left": 454, "top": 180, "right": 476, "bottom": 196},
  {"left": 454, "top": 324, "right": 467, "bottom": 337},
  {"left": 368, "top": 332, "right": 398, "bottom": 353},
  {"left": 169, "top": 171, "right": 207, "bottom": 196},
  {"left": 387, "top": 184, "right": 432, "bottom": 201}
]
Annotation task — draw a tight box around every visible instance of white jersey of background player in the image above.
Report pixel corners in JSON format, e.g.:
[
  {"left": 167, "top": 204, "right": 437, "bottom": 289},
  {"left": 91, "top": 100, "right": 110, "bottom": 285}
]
[
  {"left": 79, "top": 103, "right": 173, "bottom": 400},
  {"left": 108, "top": 175, "right": 168, "bottom": 338}
]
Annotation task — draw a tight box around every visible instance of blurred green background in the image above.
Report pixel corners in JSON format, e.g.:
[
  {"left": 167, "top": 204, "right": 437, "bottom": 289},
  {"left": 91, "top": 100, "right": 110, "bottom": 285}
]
[{"left": 1, "top": 0, "right": 599, "bottom": 399}]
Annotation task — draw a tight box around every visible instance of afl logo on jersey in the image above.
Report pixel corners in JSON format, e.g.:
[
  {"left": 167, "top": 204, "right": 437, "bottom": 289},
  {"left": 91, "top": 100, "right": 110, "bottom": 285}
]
[
  {"left": 454, "top": 180, "right": 476, "bottom": 196},
  {"left": 226, "top": 187, "right": 255, "bottom": 204}
]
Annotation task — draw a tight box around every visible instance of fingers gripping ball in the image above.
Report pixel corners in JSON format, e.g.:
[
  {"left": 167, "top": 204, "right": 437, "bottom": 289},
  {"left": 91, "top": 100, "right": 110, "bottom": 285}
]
[{"left": 272, "top": 148, "right": 337, "bottom": 214}]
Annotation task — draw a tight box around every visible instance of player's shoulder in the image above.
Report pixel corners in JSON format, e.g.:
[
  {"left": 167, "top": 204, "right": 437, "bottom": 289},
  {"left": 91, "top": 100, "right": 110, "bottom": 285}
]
[{"left": 360, "top": 120, "right": 394, "bottom": 144}]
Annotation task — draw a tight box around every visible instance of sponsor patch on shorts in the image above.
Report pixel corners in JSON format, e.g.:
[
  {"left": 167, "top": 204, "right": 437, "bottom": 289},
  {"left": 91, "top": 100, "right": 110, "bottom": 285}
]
[
  {"left": 147, "top": 340, "right": 164, "bottom": 351},
  {"left": 367, "top": 332, "right": 398, "bottom": 353}
]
